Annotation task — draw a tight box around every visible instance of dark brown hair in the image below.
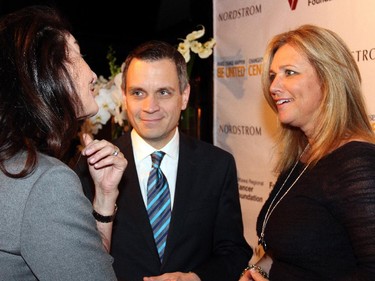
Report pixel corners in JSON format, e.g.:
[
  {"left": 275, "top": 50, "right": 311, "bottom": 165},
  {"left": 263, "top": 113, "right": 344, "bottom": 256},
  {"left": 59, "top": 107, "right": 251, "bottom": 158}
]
[{"left": 0, "top": 5, "right": 83, "bottom": 177}]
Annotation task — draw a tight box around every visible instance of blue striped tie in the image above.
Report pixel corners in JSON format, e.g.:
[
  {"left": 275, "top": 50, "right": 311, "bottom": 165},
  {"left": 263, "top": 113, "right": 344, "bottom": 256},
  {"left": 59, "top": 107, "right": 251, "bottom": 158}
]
[{"left": 147, "top": 151, "right": 171, "bottom": 262}]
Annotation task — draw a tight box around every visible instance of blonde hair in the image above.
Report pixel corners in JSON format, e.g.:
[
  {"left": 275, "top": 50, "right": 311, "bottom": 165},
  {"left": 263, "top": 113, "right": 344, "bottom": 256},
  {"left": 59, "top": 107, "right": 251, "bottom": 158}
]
[{"left": 261, "top": 24, "right": 375, "bottom": 173}]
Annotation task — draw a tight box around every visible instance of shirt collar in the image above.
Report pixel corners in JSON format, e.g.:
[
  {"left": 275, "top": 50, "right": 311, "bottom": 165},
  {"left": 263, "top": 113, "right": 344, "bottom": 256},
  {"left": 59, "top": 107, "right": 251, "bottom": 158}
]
[{"left": 131, "top": 129, "right": 179, "bottom": 162}]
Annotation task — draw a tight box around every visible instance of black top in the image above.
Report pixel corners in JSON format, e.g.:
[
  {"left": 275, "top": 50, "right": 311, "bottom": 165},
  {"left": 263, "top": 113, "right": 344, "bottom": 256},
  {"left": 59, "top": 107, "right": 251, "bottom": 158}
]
[{"left": 257, "top": 141, "right": 375, "bottom": 281}]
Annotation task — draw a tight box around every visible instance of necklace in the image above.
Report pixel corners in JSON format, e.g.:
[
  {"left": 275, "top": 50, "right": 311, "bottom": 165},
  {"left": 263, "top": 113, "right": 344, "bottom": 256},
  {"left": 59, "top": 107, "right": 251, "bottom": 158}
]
[{"left": 258, "top": 144, "right": 310, "bottom": 251}]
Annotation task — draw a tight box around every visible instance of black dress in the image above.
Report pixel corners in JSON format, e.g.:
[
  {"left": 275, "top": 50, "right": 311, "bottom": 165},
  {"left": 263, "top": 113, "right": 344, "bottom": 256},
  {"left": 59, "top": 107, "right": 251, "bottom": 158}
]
[{"left": 256, "top": 141, "right": 375, "bottom": 281}]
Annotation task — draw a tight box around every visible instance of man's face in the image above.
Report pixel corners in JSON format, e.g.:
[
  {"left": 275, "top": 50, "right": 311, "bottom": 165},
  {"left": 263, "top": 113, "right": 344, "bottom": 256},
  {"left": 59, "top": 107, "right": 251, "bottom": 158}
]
[{"left": 124, "top": 58, "right": 190, "bottom": 149}]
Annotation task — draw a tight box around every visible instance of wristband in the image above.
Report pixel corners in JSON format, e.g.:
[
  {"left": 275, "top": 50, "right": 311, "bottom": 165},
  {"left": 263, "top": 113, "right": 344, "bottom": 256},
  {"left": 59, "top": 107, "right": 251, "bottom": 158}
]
[
  {"left": 240, "top": 264, "right": 269, "bottom": 279},
  {"left": 92, "top": 204, "right": 118, "bottom": 223}
]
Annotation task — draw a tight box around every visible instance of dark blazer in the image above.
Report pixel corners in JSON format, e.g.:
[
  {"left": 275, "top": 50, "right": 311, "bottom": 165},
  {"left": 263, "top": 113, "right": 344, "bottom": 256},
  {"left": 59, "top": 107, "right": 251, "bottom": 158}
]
[{"left": 75, "top": 131, "right": 252, "bottom": 281}]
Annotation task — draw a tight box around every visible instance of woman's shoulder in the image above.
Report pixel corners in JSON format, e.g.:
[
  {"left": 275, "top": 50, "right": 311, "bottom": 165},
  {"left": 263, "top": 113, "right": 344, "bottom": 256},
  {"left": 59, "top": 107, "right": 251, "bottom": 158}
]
[
  {"left": 324, "top": 141, "right": 375, "bottom": 172},
  {"left": 13, "top": 152, "right": 83, "bottom": 200},
  {"left": 37, "top": 152, "right": 71, "bottom": 170},
  {"left": 2, "top": 152, "right": 73, "bottom": 179},
  {"left": 35, "top": 152, "right": 81, "bottom": 187},
  {"left": 335, "top": 140, "right": 375, "bottom": 156}
]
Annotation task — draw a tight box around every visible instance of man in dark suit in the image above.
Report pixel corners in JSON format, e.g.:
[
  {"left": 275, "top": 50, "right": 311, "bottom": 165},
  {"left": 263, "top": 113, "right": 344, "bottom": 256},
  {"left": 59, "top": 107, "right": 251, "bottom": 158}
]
[{"left": 76, "top": 40, "right": 252, "bottom": 281}]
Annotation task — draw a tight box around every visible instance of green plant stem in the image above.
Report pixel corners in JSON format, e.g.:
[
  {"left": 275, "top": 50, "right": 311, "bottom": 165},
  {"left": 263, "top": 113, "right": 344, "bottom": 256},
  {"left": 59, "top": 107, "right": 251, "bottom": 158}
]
[
  {"left": 107, "top": 46, "right": 121, "bottom": 78},
  {"left": 187, "top": 53, "right": 196, "bottom": 80}
]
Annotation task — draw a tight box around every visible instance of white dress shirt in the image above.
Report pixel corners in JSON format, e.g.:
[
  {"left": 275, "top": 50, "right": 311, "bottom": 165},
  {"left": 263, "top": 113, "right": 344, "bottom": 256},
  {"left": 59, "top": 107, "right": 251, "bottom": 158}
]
[{"left": 131, "top": 129, "right": 179, "bottom": 209}]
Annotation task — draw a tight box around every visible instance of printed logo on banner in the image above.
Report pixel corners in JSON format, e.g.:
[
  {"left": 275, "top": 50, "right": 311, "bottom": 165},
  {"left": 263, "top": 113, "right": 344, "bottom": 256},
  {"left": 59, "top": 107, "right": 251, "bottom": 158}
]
[{"left": 288, "top": 0, "right": 298, "bottom": 10}]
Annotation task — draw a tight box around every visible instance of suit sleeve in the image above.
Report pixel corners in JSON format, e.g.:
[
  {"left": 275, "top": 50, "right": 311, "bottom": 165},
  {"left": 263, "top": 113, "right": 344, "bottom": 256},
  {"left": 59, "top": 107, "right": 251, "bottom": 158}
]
[{"left": 193, "top": 152, "right": 253, "bottom": 281}]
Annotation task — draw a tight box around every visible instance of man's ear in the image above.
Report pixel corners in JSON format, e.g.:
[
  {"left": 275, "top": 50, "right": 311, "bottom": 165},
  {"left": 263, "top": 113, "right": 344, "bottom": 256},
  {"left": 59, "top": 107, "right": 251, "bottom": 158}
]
[{"left": 181, "top": 83, "right": 190, "bottom": 110}]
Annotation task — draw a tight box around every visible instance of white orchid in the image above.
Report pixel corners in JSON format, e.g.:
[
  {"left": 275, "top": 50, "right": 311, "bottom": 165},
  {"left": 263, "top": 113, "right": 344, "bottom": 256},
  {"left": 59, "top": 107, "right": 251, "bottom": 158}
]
[
  {"left": 177, "top": 25, "right": 216, "bottom": 77},
  {"left": 177, "top": 41, "right": 191, "bottom": 63},
  {"left": 186, "top": 26, "right": 205, "bottom": 41},
  {"left": 111, "top": 72, "right": 127, "bottom": 126},
  {"left": 78, "top": 63, "right": 127, "bottom": 141}
]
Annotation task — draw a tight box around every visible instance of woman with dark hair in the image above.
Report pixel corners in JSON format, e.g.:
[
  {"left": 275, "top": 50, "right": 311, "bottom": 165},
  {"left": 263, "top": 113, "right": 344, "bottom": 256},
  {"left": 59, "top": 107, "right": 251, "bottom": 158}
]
[{"left": 0, "top": 5, "right": 126, "bottom": 280}]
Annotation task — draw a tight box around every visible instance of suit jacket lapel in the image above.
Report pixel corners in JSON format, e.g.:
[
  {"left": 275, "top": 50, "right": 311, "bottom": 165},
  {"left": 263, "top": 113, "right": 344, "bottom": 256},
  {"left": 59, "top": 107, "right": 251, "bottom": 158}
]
[
  {"left": 115, "top": 133, "right": 160, "bottom": 261},
  {"left": 162, "top": 133, "right": 198, "bottom": 265}
]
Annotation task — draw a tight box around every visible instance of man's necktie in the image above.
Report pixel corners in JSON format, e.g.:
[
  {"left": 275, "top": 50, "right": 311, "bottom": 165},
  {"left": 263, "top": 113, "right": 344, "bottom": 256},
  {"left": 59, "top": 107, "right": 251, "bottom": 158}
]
[{"left": 147, "top": 151, "right": 171, "bottom": 262}]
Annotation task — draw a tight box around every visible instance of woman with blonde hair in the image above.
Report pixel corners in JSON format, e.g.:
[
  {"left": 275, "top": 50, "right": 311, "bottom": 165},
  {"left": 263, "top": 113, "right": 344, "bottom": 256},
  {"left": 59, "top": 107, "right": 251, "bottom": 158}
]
[{"left": 240, "top": 24, "right": 375, "bottom": 280}]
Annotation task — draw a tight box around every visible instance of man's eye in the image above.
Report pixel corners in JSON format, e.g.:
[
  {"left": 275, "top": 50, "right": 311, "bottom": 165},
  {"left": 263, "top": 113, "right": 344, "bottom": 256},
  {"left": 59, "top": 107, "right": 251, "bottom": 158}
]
[
  {"left": 160, "top": 89, "right": 170, "bottom": 96},
  {"left": 131, "top": 90, "right": 143, "bottom": 97}
]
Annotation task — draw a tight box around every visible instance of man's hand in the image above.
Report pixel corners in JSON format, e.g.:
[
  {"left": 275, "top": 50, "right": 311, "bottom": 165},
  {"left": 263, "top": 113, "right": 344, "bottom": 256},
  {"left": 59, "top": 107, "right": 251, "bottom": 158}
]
[{"left": 143, "top": 271, "right": 201, "bottom": 281}]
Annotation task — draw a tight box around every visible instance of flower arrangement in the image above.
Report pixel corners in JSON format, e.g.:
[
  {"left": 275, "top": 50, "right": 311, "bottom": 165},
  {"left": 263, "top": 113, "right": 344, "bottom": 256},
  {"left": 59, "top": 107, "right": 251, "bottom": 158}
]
[
  {"left": 177, "top": 25, "right": 216, "bottom": 78},
  {"left": 77, "top": 26, "right": 215, "bottom": 144},
  {"left": 177, "top": 25, "right": 216, "bottom": 138},
  {"left": 77, "top": 47, "right": 127, "bottom": 145}
]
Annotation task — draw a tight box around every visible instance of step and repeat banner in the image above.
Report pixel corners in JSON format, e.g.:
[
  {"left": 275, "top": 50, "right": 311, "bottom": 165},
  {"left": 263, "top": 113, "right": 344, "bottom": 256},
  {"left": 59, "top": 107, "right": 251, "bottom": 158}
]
[{"left": 213, "top": 0, "right": 375, "bottom": 261}]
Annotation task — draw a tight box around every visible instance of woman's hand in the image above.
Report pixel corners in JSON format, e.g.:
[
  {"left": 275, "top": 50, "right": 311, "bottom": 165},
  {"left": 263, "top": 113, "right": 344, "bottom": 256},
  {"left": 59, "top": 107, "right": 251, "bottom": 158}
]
[
  {"left": 81, "top": 133, "right": 127, "bottom": 251},
  {"left": 82, "top": 133, "right": 126, "bottom": 204}
]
